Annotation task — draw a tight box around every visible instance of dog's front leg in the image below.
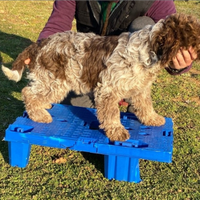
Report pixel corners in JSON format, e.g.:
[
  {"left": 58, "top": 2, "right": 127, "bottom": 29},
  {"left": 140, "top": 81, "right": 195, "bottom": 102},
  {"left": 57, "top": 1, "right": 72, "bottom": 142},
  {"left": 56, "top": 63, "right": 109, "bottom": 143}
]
[
  {"left": 94, "top": 85, "right": 130, "bottom": 141},
  {"left": 129, "top": 91, "right": 165, "bottom": 126}
]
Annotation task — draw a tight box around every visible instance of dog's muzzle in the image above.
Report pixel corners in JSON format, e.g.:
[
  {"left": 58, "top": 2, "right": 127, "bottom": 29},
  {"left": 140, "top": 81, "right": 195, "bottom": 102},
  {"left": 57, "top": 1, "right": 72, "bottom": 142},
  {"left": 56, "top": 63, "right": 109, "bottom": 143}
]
[{"left": 143, "top": 51, "right": 158, "bottom": 68}]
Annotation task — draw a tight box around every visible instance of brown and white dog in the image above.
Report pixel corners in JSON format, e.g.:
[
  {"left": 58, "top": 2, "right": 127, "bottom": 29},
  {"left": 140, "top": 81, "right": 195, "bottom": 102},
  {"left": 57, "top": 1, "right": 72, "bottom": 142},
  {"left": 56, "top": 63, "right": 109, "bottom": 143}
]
[{"left": 2, "top": 14, "right": 200, "bottom": 141}]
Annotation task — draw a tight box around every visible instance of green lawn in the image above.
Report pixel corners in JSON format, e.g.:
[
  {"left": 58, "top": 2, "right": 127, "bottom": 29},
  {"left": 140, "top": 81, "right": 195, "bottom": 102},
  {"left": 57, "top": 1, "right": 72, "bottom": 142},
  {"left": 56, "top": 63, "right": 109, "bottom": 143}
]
[{"left": 0, "top": 1, "right": 200, "bottom": 199}]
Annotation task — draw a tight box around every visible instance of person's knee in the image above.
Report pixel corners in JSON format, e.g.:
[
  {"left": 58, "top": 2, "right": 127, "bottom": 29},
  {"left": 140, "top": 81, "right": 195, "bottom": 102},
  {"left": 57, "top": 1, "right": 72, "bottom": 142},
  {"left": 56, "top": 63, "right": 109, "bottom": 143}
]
[
  {"left": 61, "top": 91, "right": 95, "bottom": 108},
  {"left": 128, "top": 16, "right": 155, "bottom": 32}
]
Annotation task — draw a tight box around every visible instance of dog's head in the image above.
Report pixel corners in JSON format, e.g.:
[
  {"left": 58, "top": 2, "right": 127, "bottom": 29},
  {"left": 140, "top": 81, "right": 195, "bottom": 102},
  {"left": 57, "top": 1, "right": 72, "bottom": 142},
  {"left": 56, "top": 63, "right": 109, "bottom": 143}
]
[{"left": 150, "top": 13, "right": 200, "bottom": 67}]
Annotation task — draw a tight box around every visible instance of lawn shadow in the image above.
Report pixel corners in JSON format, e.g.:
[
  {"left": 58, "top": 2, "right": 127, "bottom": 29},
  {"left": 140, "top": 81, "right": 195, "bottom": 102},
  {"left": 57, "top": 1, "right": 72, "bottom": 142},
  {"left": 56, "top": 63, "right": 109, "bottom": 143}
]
[
  {"left": 0, "top": 83, "right": 26, "bottom": 164},
  {"left": 0, "top": 31, "right": 32, "bottom": 165},
  {"left": 0, "top": 30, "right": 32, "bottom": 64},
  {"left": 81, "top": 152, "right": 105, "bottom": 175}
]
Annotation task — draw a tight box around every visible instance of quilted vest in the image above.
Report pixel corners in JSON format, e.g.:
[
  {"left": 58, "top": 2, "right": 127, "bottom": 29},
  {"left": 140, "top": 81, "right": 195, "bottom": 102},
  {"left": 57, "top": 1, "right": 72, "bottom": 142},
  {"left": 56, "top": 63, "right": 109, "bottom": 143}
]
[{"left": 75, "top": 0, "right": 155, "bottom": 35}]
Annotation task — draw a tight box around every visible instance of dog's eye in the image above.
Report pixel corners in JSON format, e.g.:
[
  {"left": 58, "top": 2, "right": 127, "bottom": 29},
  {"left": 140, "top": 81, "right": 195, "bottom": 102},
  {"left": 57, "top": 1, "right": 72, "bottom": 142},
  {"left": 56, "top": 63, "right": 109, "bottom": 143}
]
[{"left": 157, "top": 47, "right": 163, "bottom": 58}]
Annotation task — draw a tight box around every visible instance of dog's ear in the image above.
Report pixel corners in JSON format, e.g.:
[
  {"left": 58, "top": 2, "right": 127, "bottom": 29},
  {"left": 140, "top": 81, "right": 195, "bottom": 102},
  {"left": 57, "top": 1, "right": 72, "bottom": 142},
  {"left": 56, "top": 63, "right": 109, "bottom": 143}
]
[
  {"left": 150, "top": 15, "right": 182, "bottom": 67},
  {"left": 150, "top": 14, "right": 200, "bottom": 66}
]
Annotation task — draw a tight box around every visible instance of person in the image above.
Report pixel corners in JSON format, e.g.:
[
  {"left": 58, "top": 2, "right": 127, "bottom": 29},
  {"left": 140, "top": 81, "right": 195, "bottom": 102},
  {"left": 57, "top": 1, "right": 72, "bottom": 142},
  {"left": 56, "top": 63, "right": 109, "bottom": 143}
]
[{"left": 38, "top": 0, "right": 197, "bottom": 109}]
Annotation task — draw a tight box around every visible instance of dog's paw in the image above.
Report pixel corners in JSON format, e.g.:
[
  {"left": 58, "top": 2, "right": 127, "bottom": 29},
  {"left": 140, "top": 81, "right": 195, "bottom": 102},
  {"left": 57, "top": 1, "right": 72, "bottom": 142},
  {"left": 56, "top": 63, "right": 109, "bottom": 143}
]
[
  {"left": 28, "top": 109, "right": 53, "bottom": 123},
  {"left": 106, "top": 126, "right": 130, "bottom": 141},
  {"left": 143, "top": 114, "right": 165, "bottom": 126},
  {"left": 43, "top": 103, "right": 52, "bottom": 109}
]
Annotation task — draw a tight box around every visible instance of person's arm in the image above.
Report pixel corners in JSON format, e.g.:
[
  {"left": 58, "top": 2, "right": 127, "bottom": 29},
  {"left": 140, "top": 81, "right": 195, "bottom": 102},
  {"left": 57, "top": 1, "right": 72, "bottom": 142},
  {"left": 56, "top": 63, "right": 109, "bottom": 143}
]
[
  {"left": 146, "top": 0, "right": 197, "bottom": 75},
  {"left": 38, "top": 0, "right": 76, "bottom": 41},
  {"left": 145, "top": 0, "right": 176, "bottom": 22}
]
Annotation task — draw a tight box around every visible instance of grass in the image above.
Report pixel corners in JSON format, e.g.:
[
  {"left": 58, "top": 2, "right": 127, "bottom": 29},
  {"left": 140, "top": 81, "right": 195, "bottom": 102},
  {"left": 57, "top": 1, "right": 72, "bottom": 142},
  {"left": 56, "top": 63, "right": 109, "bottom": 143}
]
[{"left": 0, "top": 1, "right": 200, "bottom": 199}]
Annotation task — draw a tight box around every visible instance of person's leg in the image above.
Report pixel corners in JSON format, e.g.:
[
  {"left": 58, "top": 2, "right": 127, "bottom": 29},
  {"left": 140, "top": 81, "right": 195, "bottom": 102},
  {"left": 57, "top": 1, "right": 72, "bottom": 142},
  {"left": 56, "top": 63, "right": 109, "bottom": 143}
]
[
  {"left": 128, "top": 16, "right": 155, "bottom": 32},
  {"left": 61, "top": 91, "right": 95, "bottom": 108}
]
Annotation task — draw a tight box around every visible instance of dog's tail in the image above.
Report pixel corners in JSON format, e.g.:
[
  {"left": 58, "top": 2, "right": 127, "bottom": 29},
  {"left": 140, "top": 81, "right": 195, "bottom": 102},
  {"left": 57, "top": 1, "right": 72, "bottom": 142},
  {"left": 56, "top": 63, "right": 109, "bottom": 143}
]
[
  {"left": 2, "top": 65, "right": 23, "bottom": 82},
  {"left": 1, "top": 42, "right": 38, "bottom": 82},
  {"left": 2, "top": 38, "right": 49, "bottom": 82}
]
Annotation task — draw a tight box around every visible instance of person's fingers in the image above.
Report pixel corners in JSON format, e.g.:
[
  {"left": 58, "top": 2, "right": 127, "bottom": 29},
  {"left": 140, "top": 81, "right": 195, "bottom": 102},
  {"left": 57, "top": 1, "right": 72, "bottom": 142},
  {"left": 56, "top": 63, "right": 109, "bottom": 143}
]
[
  {"left": 180, "top": 49, "right": 192, "bottom": 66},
  {"left": 171, "top": 56, "right": 180, "bottom": 69},
  {"left": 188, "top": 47, "right": 197, "bottom": 60},
  {"left": 172, "top": 50, "right": 187, "bottom": 69}
]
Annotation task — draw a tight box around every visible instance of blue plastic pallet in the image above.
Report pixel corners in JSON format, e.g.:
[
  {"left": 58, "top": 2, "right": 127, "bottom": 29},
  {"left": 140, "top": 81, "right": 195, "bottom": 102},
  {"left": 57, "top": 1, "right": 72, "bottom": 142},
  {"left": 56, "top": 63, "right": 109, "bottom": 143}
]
[{"left": 4, "top": 104, "right": 173, "bottom": 183}]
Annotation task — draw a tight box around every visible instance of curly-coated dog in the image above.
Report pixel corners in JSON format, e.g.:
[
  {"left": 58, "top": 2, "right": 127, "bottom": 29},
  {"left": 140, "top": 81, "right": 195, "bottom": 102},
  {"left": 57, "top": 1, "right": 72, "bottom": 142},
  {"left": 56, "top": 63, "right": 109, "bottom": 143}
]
[{"left": 2, "top": 13, "right": 200, "bottom": 141}]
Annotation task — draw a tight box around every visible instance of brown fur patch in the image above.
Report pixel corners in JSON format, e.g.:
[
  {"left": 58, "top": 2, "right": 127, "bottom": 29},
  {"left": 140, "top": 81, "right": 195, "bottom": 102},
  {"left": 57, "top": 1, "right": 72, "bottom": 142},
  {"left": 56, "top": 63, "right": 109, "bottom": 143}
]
[
  {"left": 81, "top": 36, "right": 119, "bottom": 89},
  {"left": 12, "top": 38, "right": 50, "bottom": 71},
  {"left": 38, "top": 46, "right": 68, "bottom": 80}
]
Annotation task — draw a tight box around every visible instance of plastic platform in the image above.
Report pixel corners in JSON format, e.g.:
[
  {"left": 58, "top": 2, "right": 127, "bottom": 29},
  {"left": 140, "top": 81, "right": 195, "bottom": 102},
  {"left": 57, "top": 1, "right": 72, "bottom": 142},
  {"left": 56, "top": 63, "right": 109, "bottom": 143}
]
[{"left": 4, "top": 104, "right": 173, "bottom": 183}]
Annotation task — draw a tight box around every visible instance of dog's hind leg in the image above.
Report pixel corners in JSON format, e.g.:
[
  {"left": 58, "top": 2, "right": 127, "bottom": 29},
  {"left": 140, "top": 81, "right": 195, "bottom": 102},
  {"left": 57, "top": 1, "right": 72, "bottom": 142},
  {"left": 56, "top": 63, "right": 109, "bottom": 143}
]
[
  {"left": 22, "top": 81, "right": 69, "bottom": 123},
  {"left": 22, "top": 86, "right": 53, "bottom": 123},
  {"left": 129, "top": 90, "right": 165, "bottom": 126},
  {"left": 95, "top": 85, "right": 130, "bottom": 141}
]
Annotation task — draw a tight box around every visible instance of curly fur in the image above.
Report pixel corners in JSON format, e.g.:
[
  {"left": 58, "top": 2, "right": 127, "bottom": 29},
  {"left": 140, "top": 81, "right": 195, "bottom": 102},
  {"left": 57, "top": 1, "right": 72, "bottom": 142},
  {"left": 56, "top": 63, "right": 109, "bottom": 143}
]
[{"left": 2, "top": 13, "right": 200, "bottom": 141}]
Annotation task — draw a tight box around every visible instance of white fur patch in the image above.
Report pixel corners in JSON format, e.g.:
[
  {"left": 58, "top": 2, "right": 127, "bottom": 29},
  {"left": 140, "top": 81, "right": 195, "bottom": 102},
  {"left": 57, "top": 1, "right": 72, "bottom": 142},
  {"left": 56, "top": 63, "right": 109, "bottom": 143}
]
[{"left": 2, "top": 65, "right": 21, "bottom": 82}]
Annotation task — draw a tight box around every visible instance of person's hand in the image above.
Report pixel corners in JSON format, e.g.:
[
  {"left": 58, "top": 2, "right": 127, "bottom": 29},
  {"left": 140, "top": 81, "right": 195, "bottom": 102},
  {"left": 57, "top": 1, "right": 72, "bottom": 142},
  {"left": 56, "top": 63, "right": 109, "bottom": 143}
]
[{"left": 171, "top": 47, "right": 197, "bottom": 70}]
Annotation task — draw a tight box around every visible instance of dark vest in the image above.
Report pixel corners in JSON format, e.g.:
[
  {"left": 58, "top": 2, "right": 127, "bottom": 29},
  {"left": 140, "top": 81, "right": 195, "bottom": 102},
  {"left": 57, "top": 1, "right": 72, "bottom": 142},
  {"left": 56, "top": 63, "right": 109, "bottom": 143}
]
[{"left": 75, "top": 0, "right": 155, "bottom": 35}]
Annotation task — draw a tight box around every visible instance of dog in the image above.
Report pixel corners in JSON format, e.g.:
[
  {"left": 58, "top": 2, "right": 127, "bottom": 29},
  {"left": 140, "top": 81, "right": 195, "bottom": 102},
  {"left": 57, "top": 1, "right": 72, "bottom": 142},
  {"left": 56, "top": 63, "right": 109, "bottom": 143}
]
[{"left": 2, "top": 13, "right": 200, "bottom": 141}]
